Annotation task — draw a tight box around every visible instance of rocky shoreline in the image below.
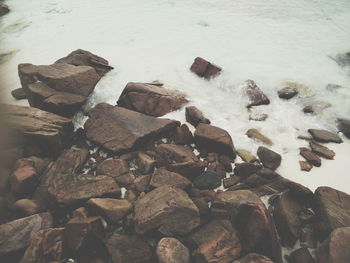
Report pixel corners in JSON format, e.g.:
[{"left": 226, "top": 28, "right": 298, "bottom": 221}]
[{"left": 0, "top": 50, "right": 350, "bottom": 263}]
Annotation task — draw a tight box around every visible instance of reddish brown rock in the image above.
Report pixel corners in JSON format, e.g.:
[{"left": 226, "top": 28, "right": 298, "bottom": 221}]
[
  {"left": 300, "top": 147, "right": 321, "bottom": 167},
  {"left": 13, "top": 199, "right": 40, "bottom": 216},
  {"left": 173, "top": 124, "right": 194, "bottom": 145},
  {"left": 234, "top": 163, "right": 263, "bottom": 178},
  {"left": 134, "top": 186, "right": 200, "bottom": 235},
  {"left": 337, "top": 118, "right": 350, "bottom": 138},
  {"left": 96, "top": 159, "right": 130, "bottom": 182},
  {"left": 223, "top": 176, "right": 240, "bottom": 188},
  {"left": 299, "top": 161, "right": 313, "bottom": 172},
  {"left": 10, "top": 165, "right": 38, "bottom": 197},
  {"left": 308, "top": 129, "right": 342, "bottom": 143},
  {"left": 156, "top": 237, "right": 190, "bottom": 263},
  {"left": 150, "top": 167, "right": 192, "bottom": 189},
  {"left": 244, "top": 80, "right": 270, "bottom": 108},
  {"left": 233, "top": 253, "right": 273, "bottom": 263},
  {"left": 185, "top": 106, "right": 211, "bottom": 127},
  {"left": 309, "top": 141, "right": 335, "bottom": 159},
  {"left": 190, "top": 57, "right": 222, "bottom": 79},
  {"left": 117, "top": 82, "right": 188, "bottom": 117},
  {"left": 84, "top": 103, "right": 180, "bottom": 153},
  {"left": 288, "top": 248, "right": 315, "bottom": 263},
  {"left": 257, "top": 146, "right": 281, "bottom": 170}
]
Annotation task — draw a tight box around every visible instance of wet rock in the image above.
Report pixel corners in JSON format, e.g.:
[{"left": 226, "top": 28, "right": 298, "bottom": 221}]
[
  {"left": 87, "top": 198, "right": 133, "bottom": 223},
  {"left": 156, "top": 237, "right": 190, "bottom": 263},
  {"left": 48, "top": 174, "right": 121, "bottom": 207},
  {"left": 188, "top": 219, "right": 241, "bottom": 263},
  {"left": 173, "top": 124, "right": 194, "bottom": 145},
  {"left": 314, "top": 186, "right": 350, "bottom": 240},
  {"left": 234, "top": 162, "right": 263, "bottom": 178},
  {"left": 299, "top": 161, "right": 313, "bottom": 172},
  {"left": 249, "top": 110, "right": 269, "bottom": 121},
  {"left": 185, "top": 106, "right": 211, "bottom": 127},
  {"left": 278, "top": 86, "right": 298, "bottom": 99},
  {"left": 193, "top": 170, "right": 222, "bottom": 190},
  {"left": 85, "top": 103, "right": 179, "bottom": 153},
  {"left": 337, "top": 118, "right": 350, "bottom": 138},
  {"left": 246, "top": 129, "right": 272, "bottom": 146},
  {"left": 309, "top": 141, "right": 335, "bottom": 159},
  {"left": 308, "top": 129, "right": 342, "bottom": 143},
  {"left": 137, "top": 152, "right": 155, "bottom": 174},
  {"left": 11, "top": 88, "right": 27, "bottom": 100},
  {"left": 0, "top": 3, "right": 9, "bottom": 16},
  {"left": 190, "top": 57, "right": 222, "bottom": 79},
  {"left": 150, "top": 167, "right": 191, "bottom": 189},
  {"left": 257, "top": 146, "right": 281, "bottom": 170},
  {"left": 134, "top": 186, "right": 200, "bottom": 235},
  {"left": 223, "top": 176, "right": 240, "bottom": 188},
  {"left": 244, "top": 80, "right": 270, "bottom": 108},
  {"left": 194, "top": 123, "right": 236, "bottom": 158},
  {"left": 233, "top": 253, "right": 273, "bottom": 263},
  {"left": 155, "top": 144, "right": 205, "bottom": 179},
  {"left": 105, "top": 234, "right": 152, "bottom": 263},
  {"left": 117, "top": 82, "right": 188, "bottom": 117},
  {"left": 10, "top": 164, "right": 38, "bottom": 197},
  {"left": 288, "top": 247, "right": 315, "bottom": 263},
  {"left": 300, "top": 147, "right": 321, "bottom": 167},
  {"left": 55, "top": 49, "right": 113, "bottom": 77},
  {"left": 13, "top": 199, "right": 40, "bottom": 216},
  {"left": 96, "top": 158, "right": 130, "bottom": 184},
  {"left": 0, "top": 212, "right": 53, "bottom": 256},
  {"left": 2, "top": 104, "right": 73, "bottom": 156},
  {"left": 303, "top": 101, "right": 331, "bottom": 114},
  {"left": 19, "top": 228, "right": 65, "bottom": 263},
  {"left": 237, "top": 149, "right": 258, "bottom": 163}
]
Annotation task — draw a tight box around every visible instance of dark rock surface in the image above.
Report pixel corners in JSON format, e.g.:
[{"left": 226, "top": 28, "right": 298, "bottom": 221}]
[
  {"left": 244, "top": 80, "right": 270, "bottom": 108},
  {"left": 194, "top": 170, "right": 222, "bottom": 190},
  {"left": 185, "top": 106, "right": 211, "bottom": 127},
  {"left": 257, "top": 146, "right": 281, "bottom": 170},
  {"left": 96, "top": 158, "right": 130, "bottom": 184},
  {"left": 150, "top": 167, "right": 192, "bottom": 189},
  {"left": 288, "top": 247, "right": 315, "bottom": 263},
  {"left": 190, "top": 57, "right": 222, "bottom": 79},
  {"left": 0, "top": 3, "right": 9, "bottom": 16},
  {"left": 309, "top": 141, "right": 335, "bottom": 159},
  {"left": 11, "top": 88, "right": 27, "bottom": 100},
  {"left": 234, "top": 163, "right": 262, "bottom": 178},
  {"left": 233, "top": 253, "right": 273, "bottom": 263},
  {"left": 173, "top": 124, "right": 194, "bottom": 145},
  {"left": 278, "top": 86, "right": 298, "bottom": 100},
  {"left": 156, "top": 237, "right": 190, "bottom": 263},
  {"left": 300, "top": 147, "right": 321, "bottom": 167},
  {"left": 337, "top": 118, "right": 350, "bottom": 138}
]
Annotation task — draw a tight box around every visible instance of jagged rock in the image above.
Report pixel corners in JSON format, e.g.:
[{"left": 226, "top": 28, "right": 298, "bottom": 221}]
[
  {"left": 85, "top": 103, "right": 179, "bottom": 153},
  {"left": 237, "top": 149, "right": 258, "bottom": 163},
  {"left": 288, "top": 247, "right": 315, "bottom": 263},
  {"left": 246, "top": 129, "right": 272, "bottom": 146},
  {"left": 188, "top": 219, "right": 241, "bottom": 263},
  {"left": 134, "top": 186, "right": 200, "bottom": 235},
  {"left": 309, "top": 141, "right": 335, "bottom": 159},
  {"left": 194, "top": 123, "right": 236, "bottom": 158},
  {"left": 337, "top": 118, "right": 350, "bottom": 138},
  {"left": 173, "top": 124, "right": 194, "bottom": 145},
  {"left": 300, "top": 147, "right": 321, "bottom": 167},
  {"left": 105, "top": 234, "right": 152, "bottom": 263},
  {"left": 244, "top": 80, "right": 270, "bottom": 108},
  {"left": 193, "top": 170, "right": 222, "bottom": 190},
  {"left": 11, "top": 88, "right": 27, "bottom": 100},
  {"left": 0, "top": 3, "right": 9, "bottom": 16},
  {"left": 10, "top": 164, "right": 38, "bottom": 197},
  {"left": 257, "top": 146, "right": 281, "bottom": 170},
  {"left": 117, "top": 82, "right": 188, "bottom": 117},
  {"left": 308, "top": 129, "right": 342, "bottom": 143},
  {"left": 278, "top": 87, "right": 298, "bottom": 100},
  {"left": 185, "top": 106, "right": 211, "bottom": 127},
  {"left": 156, "top": 237, "right": 190, "bottom": 263},
  {"left": 233, "top": 253, "right": 273, "bottom": 263},
  {"left": 137, "top": 152, "right": 155, "bottom": 174},
  {"left": 96, "top": 158, "right": 130, "bottom": 184},
  {"left": 150, "top": 167, "right": 192, "bottom": 189},
  {"left": 134, "top": 174, "right": 151, "bottom": 193},
  {"left": 234, "top": 163, "right": 263, "bottom": 178},
  {"left": 299, "top": 161, "right": 313, "bottom": 172},
  {"left": 223, "top": 176, "right": 240, "bottom": 188},
  {"left": 190, "top": 57, "right": 222, "bottom": 79},
  {"left": 13, "top": 199, "right": 40, "bottom": 217}
]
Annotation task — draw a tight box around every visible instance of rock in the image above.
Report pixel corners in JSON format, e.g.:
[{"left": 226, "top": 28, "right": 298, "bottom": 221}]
[
  {"left": 134, "top": 174, "right": 151, "bottom": 193},
  {"left": 150, "top": 167, "right": 192, "bottom": 190},
  {"left": 173, "top": 124, "right": 194, "bottom": 145},
  {"left": 185, "top": 106, "right": 211, "bottom": 127},
  {"left": 87, "top": 198, "right": 133, "bottom": 223},
  {"left": 190, "top": 57, "right": 222, "bottom": 79},
  {"left": 156, "top": 237, "right": 190, "bottom": 263},
  {"left": 246, "top": 129, "right": 272, "bottom": 146},
  {"left": 303, "top": 101, "right": 331, "bottom": 114},
  {"left": 48, "top": 174, "right": 121, "bottom": 207},
  {"left": 273, "top": 192, "right": 303, "bottom": 247},
  {"left": 105, "top": 234, "right": 152, "bottom": 263},
  {"left": 309, "top": 141, "right": 335, "bottom": 159},
  {"left": 337, "top": 118, "right": 350, "bottom": 138},
  {"left": 244, "top": 80, "right": 270, "bottom": 108},
  {"left": 234, "top": 163, "right": 263, "bottom": 178},
  {"left": 96, "top": 159, "right": 130, "bottom": 184},
  {"left": 137, "top": 152, "right": 155, "bottom": 174},
  {"left": 155, "top": 144, "right": 205, "bottom": 179},
  {"left": 299, "top": 161, "right": 313, "bottom": 172},
  {"left": 2, "top": 104, "right": 73, "bottom": 156},
  {"left": 191, "top": 197, "right": 210, "bottom": 216},
  {"left": 288, "top": 248, "right": 315, "bottom": 263},
  {"left": 13, "top": 199, "right": 40, "bottom": 216},
  {"left": 237, "top": 149, "right": 258, "bottom": 163},
  {"left": 18, "top": 63, "right": 100, "bottom": 117},
  {"left": 308, "top": 129, "right": 342, "bottom": 143},
  {"left": 314, "top": 186, "right": 350, "bottom": 240},
  {"left": 193, "top": 170, "right": 222, "bottom": 190},
  {"left": 194, "top": 123, "right": 236, "bottom": 158},
  {"left": 65, "top": 216, "right": 104, "bottom": 251},
  {"left": 0, "top": 3, "right": 9, "bottom": 16},
  {"left": 316, "top": 227, "right": 350, "bottom": 263},
  {"left": 233, "top": 253, "right": 273, "bottom": 263},
  {"left": 299, "top": 147, "right": 321, "bottom": 167},
  {"left": 257, "top": 146, "right": 281, "bottom": 170},
  {"left": 11, "top": 88, "right": 27, "bottom": 100},
  {"left": 72, "top": 207, "right": 89, "bottom": 219},
  {"left": 134, "top": 186, "right": 200, "bottom": 235},
  {"left": 300, "top": 227, "right": 317, "bottom": 248},
  {"left": 55, "top": 49, "right": 113, "bottom": 77},
  {"left": 84, "top": 103, "right": 179, "bottom": 154},
  {"left": 117, "top": 82, "right": 188, "bottom": 117},
  {"left": 10, "top": 165, "right": 38, "bottom": 197},
  {"left": 334, "top": 51, "right": 350, "bottom": 68},
  {"left": 0, "top": 212, "right": 53, "bottom": 256},
  {"left": 19, "top": 228, "right": 65, "bottom": 263},
  {"left": 223, "top": 176, "right": 240, "bottom": 188},
  {"left": 278, "top": 87, "right": 298, "bottom": 99}
]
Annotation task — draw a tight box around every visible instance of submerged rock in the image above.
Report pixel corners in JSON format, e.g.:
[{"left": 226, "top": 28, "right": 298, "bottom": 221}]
[
  {"left": 337, "top": 118, "right": 350, "bottom": 138},
  {"left": 0, "top": 3, "right": 9, "bottom": 16},
  {"left": 244, "top": 80, "right": 270, "bottom": 108},
  {"left": 334, "top": 51, "right": 350, "bottom": 68},
  {"left": 185, "top": 106, "right": 211, "bottom": 127},
  {"left": 156, "top": 237, "right": 190, "bottom": 263},
  {"left": 303, "top": 101, "right": 331, "bottom": 114},
  {"left": 190, "top": 57, "right": 222, "bottom": 79},
  {"left": 278, "top": 86, "right": 298, "bottom": 99},
  {"left": 308, "top": 129, "right": 342, "bottom": 143},
  {"left": 11, "top": 88, "right": 27, "bottom": 100}
]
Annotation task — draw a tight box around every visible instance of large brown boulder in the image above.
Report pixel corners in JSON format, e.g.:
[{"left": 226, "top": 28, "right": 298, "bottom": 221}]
[
  {"left": 117, "top": 82, "right": 188, "bottom": 117},
  {"left": 185, "top": 106, "right": 210, "bottom": 127},
  {"left": 233, "top": 253, "right": 273, "bottom": 263},
  {"left": 84, "top": 103, "right": 180, "bottom": 153},
  {"left": 156, "top": 237, "right": 190, "bottom": 263},
  {"left": 257, "top": 146, "right": 281, "bottom": 170},
  {"left": 190, "top": 57, "right": 222, "bottom": 79},
  {"left": 244, "top": 80, "right": 270, "bottom": 108},
  {"left": 96, "top": 158, "right": 130, "bottom": 185},
  {"left": 134, "top": 186, "right": 200, "bottom": 235}
]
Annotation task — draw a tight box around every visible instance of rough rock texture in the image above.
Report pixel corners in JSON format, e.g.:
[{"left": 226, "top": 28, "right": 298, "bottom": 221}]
[
  {"left": 246, "top": 129, "right": 272, "bottom": 146},
  {"left": 233, "top": 253, "right": 274, "bottom": 263},
  {"left": 0, "top": 3, "right": 10, "bottom": 16},
  {"left": 237, "top": 149, "right": 258, "bottom": 163},
  {"left": 156, "top": 237, "right": 190, "bottom": 263},
  {"left": 173, "top": 124, "right": 194, "bottom": 145},
  {"left": 314, "top": 186, "right": 350, "bottom": 240},
  {"left": 337, "top": 118, "right": 350, "bottom": 138},
  {"left": 10, "top": 164, "right": 38, "bottom": 197},
  {"left": 190, "top": 57, "right": 222, "bottom": 79},
  {"left": 188, "top": 219, "right": 241, "bottom": 263},
  {"left": 117, "top": 82, "right": 188, "bottom": 117},
  {"left": 244, "top": 80, "right": 270, "bottom": 108},
  {"left": 85, "top": 103, "right": 180, "bottom": 153},
  {"left": 299, "top": 161, "right": 313, "bottom": 172},
  {"left": 234, "top": 163, "right": 262, "bottom": 178},
  {"left": 308, "top": 129, "right": 343, "bottom": 143},
  {"left": 300, "top": 147, "right": 321, "bottom": 167},
  {"left": 257, "top": 146, "right": 281, "bottom": 170},
  {"left": 194, "top": 170, "right": 222, "bottom": 190},
  {"left": 185, "top": 106, "right": 211, "bottom": 127},
  {"left": 288, "top": 248, "right": 315, "bottom": 263},
  {"left": 134, "top": 186, "right": 200, "bottom": 235},
  {"left": 105, "top": 234, "right": 152, "bottom": 263},
  {"left": 13, "top": 199, "right": 41, "bottom": 217},
  {"left": 2, "top": 104, "right": 73, "bottom": 156},
  {"left": 137, "top": 152, "right": 155, "bottom": 174},
  {"left": 96, "top": 158, "right": 130, "bottom": 183},
  {"left": 278, "top": 87, "right": 298, "bottom": 100},
  {"left": 194, "top": 123, "right": 236, "bottom": 158},
  {"left": 309, "top": 141, "right": 335, "bottom": 159},
  {"left": 150, "top": 167, "right": 192, "bottom": 189},
  {"left": 87, "top": 198, "right": 132, "bottom": 223},
  {"left": 11, "top": 88, "right": 27, "bottom": 100}
]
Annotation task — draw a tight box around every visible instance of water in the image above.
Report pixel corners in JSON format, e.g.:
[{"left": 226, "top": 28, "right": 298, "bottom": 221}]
[{"left": 1, "top": 0, "right": 350, "bottom": 193}]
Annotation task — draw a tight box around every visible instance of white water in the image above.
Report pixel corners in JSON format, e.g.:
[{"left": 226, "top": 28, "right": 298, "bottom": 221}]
[{"left": 1, "top": 0, "right": 350, "bottom": 194}]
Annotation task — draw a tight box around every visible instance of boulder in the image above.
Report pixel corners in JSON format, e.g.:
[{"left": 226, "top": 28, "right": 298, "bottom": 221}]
[
  {"left": 96, "top": 158, "right": 130, "bottom": 184},
  {"left": 0, "top": 3, "right": 9, "bottom": 16},
  {"left": 337, "top": 118, "right": 350, "bottom": 138},
  {"left": 308, "top": 129, "right": 342, "bottom": 143},
  {"left": 299, "top": 161, "right": 313, "bottom": 172},
  {"left": 234, "top": 163, "right": 262, "bottom": 178},
  {"left": 193, "top": 170, "right": 222, "bottom": 190},
  {"left": 278, "top": 86, "right": 298, "bottom": 100},
  {"left": 11, "top": 88, "right": 27, "bottom": 100},
  {"left": 156, "top": 237, "right": 190, "bottom": 263},
  {"left": 173, "top": 124, "right": 194, "bottom": 145},
  {"left": 84, "top": 103, "right": 180, "bottom": 153},
  {"left": 257, "top": 146, "right": 281, "bottom": 170},
  {"left": 246, "top": 129, "right": 272, "bottom": 146},
  {"left": 194, "top": 123, "right": 236, "bottom": 158},
  {"left": 134, "top": 186, "right": 200, "bottom": 235},
  {"left": 309, "top": 141, "right": 335, "bottom": 159},
  {"left": 150, "top": 167, "right": 192, "bottom": 189},
  {"left": 13, "top": 199, "right": 40, "bottom": 217},
  {"left": 137, "top": 152, "right": 155, "bottom": 174},
  {"left": 190, "top": 57, "right": 222, "bottom": 79},
  {"left": 10, "top": 164, "right": 38, "bottom": 197},
  {"left": 288, "top": 248, "right": 315, "bottom": 263},
  {"left": 244, "top": 80, "right": 270, "bottom": 108},
  {"left": 299, "top": 147, "right": 321, "bottom": 167},
  {"left": 117, "top": 82, "right": 188, "bottom": 117},
  {"left": 185, "top": 106, "right": 211, "bottom": 127},
  {"left": 233, "top": 253, "right": 273, "bottom": 263}
]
